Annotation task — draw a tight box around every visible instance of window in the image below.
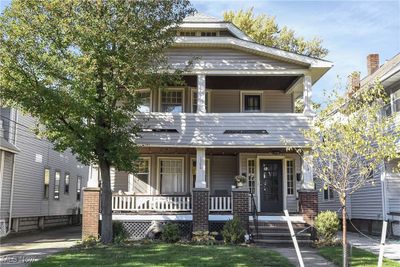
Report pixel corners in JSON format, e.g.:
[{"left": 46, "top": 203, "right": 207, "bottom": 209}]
[
  {"left": 323, "top": 184, "right": 334, "bottom": 201},
  {"left": 247, "top": 159, "right": 256, "bottom": 194},
  {"left": 192, "top": 90, "right": 210, "bottom": 113},
  {"left": 160, "top": 90, "right": 184, "bottom": 113},
  {"left": 190, "top": 158, "right": 210, "bottom": 189},
  {"left": 180, "top": 31, "right": 196, "bottom": 36},
  {"left": 159, "top": 158, "right": 184, "bottom": 194},
  {"left": 129, "top": 158, "right": 150, "bottom": 194},
  {"left": 393, "top": 89, "right": 400, "bottom": 113},
  {"left": 64, "top": 173, "right": 70, "bottom": 194},
  {"left": 201, "top": 32, "right": 217, "bottom": 36},
  {"left": 43, "top": 168, "right": 50, "bottom": 199},
  {"left": 287, "top": 160, "right": 295, "bottom": 195},
  {"left": 54, "top": 171, "right": 61, "bottom": 200},
  {"left": 241, "top": 92, "right": 262, "bottom": 112},
  {"left": 136, "top": 90, "right": 151, "bottom": 112},
  {"left": 76, "top": 176, "right": 82, "bottom": 201}
]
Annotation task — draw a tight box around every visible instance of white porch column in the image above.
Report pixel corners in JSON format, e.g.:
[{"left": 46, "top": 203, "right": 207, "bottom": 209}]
[
  {"left": 195, "top": 147, "right": 206, "bottom": 188},
  {"left": 303, "top": 75, "right": 315, "bottom": 116},
  {"left": 301, "top": 151, "right": 314, "bottom": 190},
  {"left": 87, "top": 165, "right": 99, "bottom": 188},
  {"left": 197, "top": 74, "right": 206, "bottom": 114}
]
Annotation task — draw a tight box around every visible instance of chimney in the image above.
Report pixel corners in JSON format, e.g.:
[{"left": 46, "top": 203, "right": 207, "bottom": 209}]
[
  {"left": 367, "top": 54, "right": 379, "bottom": 75},
  {"left": 347, "top": 71, "right": 360, "bottom": 96}
]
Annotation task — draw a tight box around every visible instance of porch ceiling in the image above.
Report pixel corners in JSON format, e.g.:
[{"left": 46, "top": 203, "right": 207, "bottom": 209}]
[
  {"left": 182, "top": 75, "right": 299, "bottom": 90},
  {"left": 139, "top": 147, "right": 291, "bottom": 155}
]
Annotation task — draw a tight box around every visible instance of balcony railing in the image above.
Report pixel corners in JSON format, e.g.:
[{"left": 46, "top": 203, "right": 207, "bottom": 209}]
[{"left": 209, "top": 196, "right": 232, "bottom": 212}]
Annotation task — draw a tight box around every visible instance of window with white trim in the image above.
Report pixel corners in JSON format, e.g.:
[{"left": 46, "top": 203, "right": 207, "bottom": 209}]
[
  {"left": 160, "top": 90, "right": 183, "bottom": 113},
  {"left": 242, "top": 92, "right": 262, "bottom": 112},
  {"left": 323, "top": 184, "right": 334, "bottom": 201},
  {"left": 247, "top": 159, "right": 256, "bottom": 194},
  {"left": 64, "top": 173, "right": 70, "bottom": 194},
  {"left": 130, "top": 158, "right": 150, "bottom": 194},
  {"left": 192, "top": 90, "right": 210, "bottom": 113},
  {"left": 76, "top": 176, "right": 82, "bottom": 201},
  {"left": 287, "top": 160, "right": 295, "bottom": 195},
  {"left": 159, "top": 158, "right": 184, "bottom": 194},
  {"left": 137, "top": 90, "right": 151, "bottom": 112},
  {"left": 190, "top": 158, "right": 210, "bottom": 189},
  {"left": 54, "top": 171, "right": 61, "bottom": 200},
  {"left": 43, "top": 168, "right": 50, "bottom": 199}
]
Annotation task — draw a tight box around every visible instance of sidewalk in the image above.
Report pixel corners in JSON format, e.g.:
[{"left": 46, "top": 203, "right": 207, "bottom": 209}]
[
  {"left": 267, "top": 246, "right": 337, "bottom": 267},
  {"left": 0, "top": 226, "right": 81, "bottom": 267},
  {"left": 345, "top": 231, "right": 400, "bottom": 262}
]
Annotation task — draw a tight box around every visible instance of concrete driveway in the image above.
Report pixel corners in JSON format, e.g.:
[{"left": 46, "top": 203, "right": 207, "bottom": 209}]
[{"left": 0, "top": 226, "right": 81, "bottom": 266}]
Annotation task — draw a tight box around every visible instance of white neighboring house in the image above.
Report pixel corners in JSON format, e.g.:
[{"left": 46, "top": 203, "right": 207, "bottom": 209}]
[
  {"left": 85, "top": 13, "right": 333, "bottom": 240},
  {"left": 317, "top": 53, "right": 400, "bottom": 237},
  {"left": 0, "top": 107, "right": 88, "bottom": 236}
]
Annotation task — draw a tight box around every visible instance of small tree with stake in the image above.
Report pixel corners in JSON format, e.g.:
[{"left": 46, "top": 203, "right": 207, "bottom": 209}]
[
  {"left": 0, "top": 0, "right": 194, "bottom": 244},
  {"left": 285, "top": 82, "right": 399, "bottom": 266}
]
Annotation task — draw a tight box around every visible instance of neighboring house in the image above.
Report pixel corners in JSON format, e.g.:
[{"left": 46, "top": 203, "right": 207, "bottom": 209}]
[
  {"left": 85, "top": 13, "right": 333, "bottom": 241},
  {"left": 318, "top": 53, "right": 400, "bottom": 237},
  {"left": 0, "top": 107, "right": 88, "bottom": 236}
]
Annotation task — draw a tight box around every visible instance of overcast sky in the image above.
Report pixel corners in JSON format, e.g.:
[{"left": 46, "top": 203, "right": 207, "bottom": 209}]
[{"left": 1, "top": 0, "right": 399, "bottom": 104}]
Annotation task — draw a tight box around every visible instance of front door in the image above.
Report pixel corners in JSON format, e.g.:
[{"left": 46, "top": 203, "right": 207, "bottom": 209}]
[{"left": 259, "top": 160, "right": 283, "bottom": 212}]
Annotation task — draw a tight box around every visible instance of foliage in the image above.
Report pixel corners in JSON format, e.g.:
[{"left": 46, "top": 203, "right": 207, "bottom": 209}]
[
  {"left": 234, "top": 175, "right": 246, "bottom": 184},
  {"left": 0, "top": 0, "right": 194, "bottom": 243},
  {"left": 318, "top": 246, "right": 400, "bottom": 267},
  {"left": 192, "top": 231, "right": 219, "bottom": 245},
  {"left": 223, "top": 8, "right": 328, "bottom": 58},
  {"left": 295, "top": 98, "right": 321, "bottom": 113},
  {"left": 222, "top": 216, "right": 246, "bottom": 244},
  {"left": 161, "top": 223, "right": 181, "bottom": 243},
  {"left": 113, "top": 221, "right": 129, "bottom": 244},
  {"left": 80, "top": 235, "right": 100, "bottom": 249},
  {"left": 30, "top": 243, "right": 294, "bottom": 267},
  {"left": 315, "top": 211, "right": 340, "bottom": 246}
]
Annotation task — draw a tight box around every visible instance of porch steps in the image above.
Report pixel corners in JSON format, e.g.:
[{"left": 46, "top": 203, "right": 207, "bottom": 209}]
[{"left": 250, "top": 221, "right": 313, "bottom": 245}]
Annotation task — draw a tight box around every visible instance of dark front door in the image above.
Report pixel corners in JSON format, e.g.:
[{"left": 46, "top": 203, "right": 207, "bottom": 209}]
[{"left": 259, "top": 160, "right": 283, "bottom": 212}]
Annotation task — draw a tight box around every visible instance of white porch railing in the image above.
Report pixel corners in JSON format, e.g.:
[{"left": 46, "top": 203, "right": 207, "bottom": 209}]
[
  {"left": 209, "top": 196, "right": 232, "bottom": 212},
  {"left": 112, "top": 195, "right": 191, "bottom": 212}
]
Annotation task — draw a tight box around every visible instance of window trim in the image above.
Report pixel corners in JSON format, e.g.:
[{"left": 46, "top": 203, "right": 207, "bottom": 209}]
[
  {"left": 43, "top": 167, "right": 50, "bottom": 200},
  {"left": 157, "top": 157, "right": 185, "bottom": 195},
  {"left": 189, "top": 157, "right": 211, "bottom": 191},
  {"left": 64, "top": 172, "right": 70, "bottom": 194},
  {"left": 54, "top": 170, "right": 61, "bottom": 200},
  {"left": 240, "top": 91, "right": 263, "bottom": 112},
  {"left": 247, "top": 158, "right": 256, "bottom": 195},
  {"left": 76, "top": 175, "right": 82, "bottom": 201},
  {"left": 323, "top": 183, "right": 335, "bottom": 201},
  {"left": 158, "top": 88, "right": 185, "bottom": 113},
  {"left": 136, "top": 89, "right": 152, "bottom": 113},
  {"left": 286, "top": 159, "right": 295, "bottom": 196},
  {"left": 129, "top": 157, "right": 151, "bottom": 195},
  {"left": 190, "top": 88, "right": 211, "bottom": 113}
]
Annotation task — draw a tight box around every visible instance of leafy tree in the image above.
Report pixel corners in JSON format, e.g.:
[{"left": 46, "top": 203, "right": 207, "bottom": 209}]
[
  {"left": 0, "top": 0, "right": 194, "bottom": 243},
  {"left": 295, "top": 98, "right": 321, "bottom": 113},
  {"left": 286, "top": 83, "right": 398, "bottom": 266},
  {"left": 223, "top": 8, "right": 328, "bottom": 58}
]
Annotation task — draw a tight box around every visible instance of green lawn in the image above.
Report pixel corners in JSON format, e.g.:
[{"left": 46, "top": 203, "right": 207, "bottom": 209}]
[
  {"left": 318, "top": 246, "right": 400, "bottom": 267},
  {"left": 31, "top": 243, "right": 293, "bottom": 267}
]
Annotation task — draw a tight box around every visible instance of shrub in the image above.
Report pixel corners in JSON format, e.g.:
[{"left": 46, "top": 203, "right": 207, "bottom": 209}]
[
  {"left": 192, "top": 231, "right": 219, "bottom": 245},
  {"left": 161, "top": 223, "right": 181, "bottom": 243},
  {"left": 113, "top": 221, "right": 129, "bottom": 244},
  {"left": 81, "top": 235, "right": 99, "bottom": 248},
  {"left": 315, "top": 211, "right": 340, "bottom": 246},
  {"left": 222, "top": 216, "right": 246, "bottom": 244}
]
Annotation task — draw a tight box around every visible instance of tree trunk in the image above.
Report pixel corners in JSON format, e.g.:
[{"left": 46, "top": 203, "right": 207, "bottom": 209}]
[
  {"left": 341, "top": 196, "right": 349, "bottom": 267},
  {"left": 99, "top": 159, "right": 113, "bottom": 244}
]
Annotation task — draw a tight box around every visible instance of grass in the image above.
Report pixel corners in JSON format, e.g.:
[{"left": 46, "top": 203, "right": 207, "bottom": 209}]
[
  {"left": 318, "top": 246, "right": 400, "bottom": 267},
  {"left": 30, "top": 243, "right": 294, "bottom": 267}
]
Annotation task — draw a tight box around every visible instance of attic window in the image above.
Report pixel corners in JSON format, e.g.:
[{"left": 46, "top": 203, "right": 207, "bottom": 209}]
[
  {"left": 201, "top": 31, "right": 217, "bottom": 37},
  {"left": 179, "top": 31, "right": 196, "bottom": 36},
  {"left": 224, "top": 130, "right": 268, "bottom": 134},
  {"left": 141, "top": 128, "right": 178, "bottom": 133}
]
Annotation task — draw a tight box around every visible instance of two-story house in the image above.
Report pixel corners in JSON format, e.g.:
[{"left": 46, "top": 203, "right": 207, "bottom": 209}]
[
  {"left": 318, "top": 53, "right": 400, "bottom": 237},
  {"left": 0, "top": 107, "right": 88, "bottom": 236},
  {"left": 84, "top": 13, "right": 333, "bottom": 243}
]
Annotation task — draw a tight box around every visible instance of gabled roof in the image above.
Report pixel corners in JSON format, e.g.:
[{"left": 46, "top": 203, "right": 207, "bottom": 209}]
[
  {"left": 361, "top": 53, "right": 400, "bottom": 89},
  {"left": 183, "top": 13, "right": 222, "bottom": 23}
]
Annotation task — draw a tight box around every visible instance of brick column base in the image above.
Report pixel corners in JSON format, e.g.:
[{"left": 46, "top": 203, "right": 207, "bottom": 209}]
[
  {"left": 82, "top": 187, "right": 100, "bottom": 239},
  {"left": 298, "top": 190, "right": 318, "bottom": 225},
  {"left": 192, "top": 188, "right": 209, "bottom": 232},
  {"left": 232, "top": 188, "right": 250, "bottom": 231}
]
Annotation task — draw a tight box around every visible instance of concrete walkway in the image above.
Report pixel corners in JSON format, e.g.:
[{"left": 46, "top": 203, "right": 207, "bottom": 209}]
[
  {"left": 346, "top": 231, "right": 400, "bottom": 262},
  {"left": 266, "top": 246, "right": 337, "bottom": 267},
  {"left": 0, "top": 226, "right": 81, "bottom": 267}
]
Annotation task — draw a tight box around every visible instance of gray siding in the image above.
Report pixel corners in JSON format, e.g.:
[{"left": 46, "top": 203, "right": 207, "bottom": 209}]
[
  {"left": 211, "top": 90, "right": 240, "bottom": 113},
  {"left": 0, "top": 152, "right": 14, "bottom": 219},
  {"left": 166, "top": 47, "right": 304, "bottom": 71},
  {"left": 386, "top": 160, "right": 400, "bottom": 213},
  {"left": 316, "top": 178, "right": 342, "bottom": 213}
]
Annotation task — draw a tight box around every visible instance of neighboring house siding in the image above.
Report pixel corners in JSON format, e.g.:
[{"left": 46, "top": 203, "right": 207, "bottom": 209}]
[
  {"left": 316, "top": 178, "right": 341, "bottom": 213},
  {"left": 0, "top": 152, "right": 14, "bottom": 219},
  {"left": 386, "top": 159, "right": 400, "bottom": 214},
  {"left": 166, "top": 47, "right": 304, "bottom": 71}
]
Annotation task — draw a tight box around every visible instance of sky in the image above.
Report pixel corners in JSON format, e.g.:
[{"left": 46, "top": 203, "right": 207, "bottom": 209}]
[{"left": 1, "top": 0, "right": 399, "bottom": 104}]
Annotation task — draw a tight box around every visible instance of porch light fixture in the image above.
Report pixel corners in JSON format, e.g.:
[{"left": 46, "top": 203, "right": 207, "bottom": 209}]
[{"left": 223, "top": 130, "right": 268, "bottom": 134}]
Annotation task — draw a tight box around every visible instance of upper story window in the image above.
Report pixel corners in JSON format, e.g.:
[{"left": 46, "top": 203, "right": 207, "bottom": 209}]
[
  {"left": 54, "top": 170, "right": 61, "bottom": 200},
  {"left": 241, "top": 92, "right": 262, "bottom": 112},
  {"left": 392, "top": 89, "right": 400, "bottom": 113},
  {"left": 180, "top": 31, "right": 196, "bottom": 36},
  {"left": 191, "top": 90, "right": 210, "bottom": 113},
  {"left": 43, "top": 168, "right": 50, "bottom": 199},
  {"left": 160, "top": 90, "right": 184, "bottom": 113},
  {"left": 136, "top": 90, "right": 151, "bottom": 113},
  {"left": 201, "top": 32, "right": 217, "bottom": 36}
]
